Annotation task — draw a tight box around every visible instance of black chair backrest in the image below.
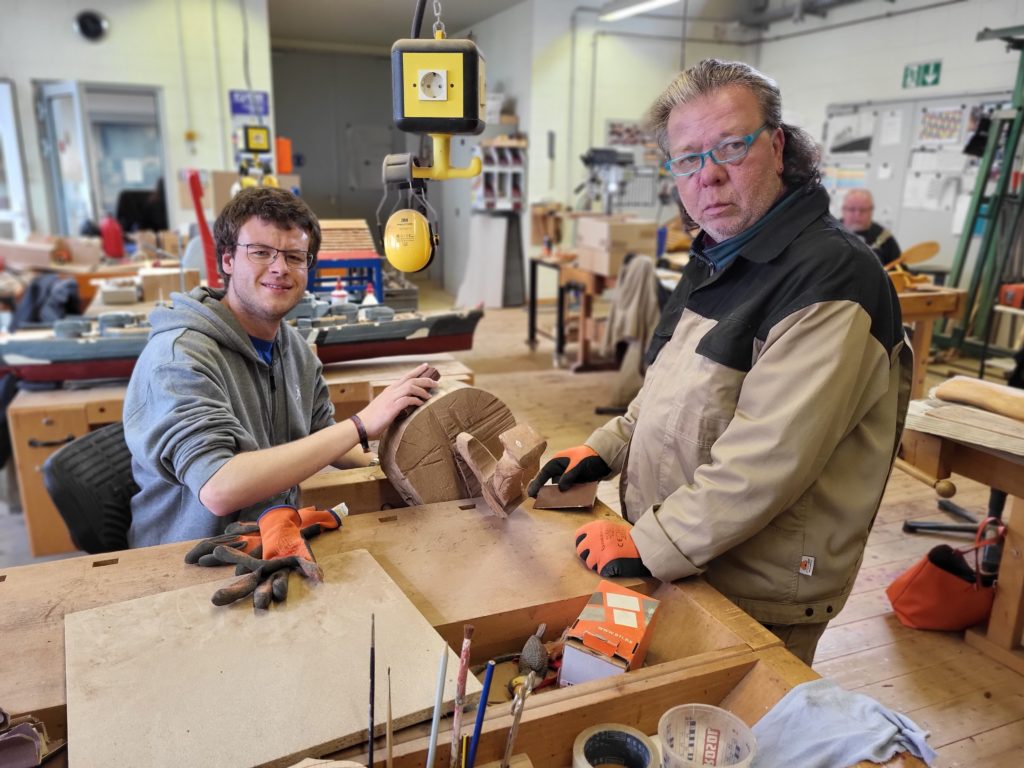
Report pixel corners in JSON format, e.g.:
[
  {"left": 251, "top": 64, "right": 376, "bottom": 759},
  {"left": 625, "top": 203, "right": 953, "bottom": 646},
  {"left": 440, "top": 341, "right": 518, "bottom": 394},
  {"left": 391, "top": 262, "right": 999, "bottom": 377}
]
[{"left": 42, "top": 422, "right": 139, "bottom": 554}]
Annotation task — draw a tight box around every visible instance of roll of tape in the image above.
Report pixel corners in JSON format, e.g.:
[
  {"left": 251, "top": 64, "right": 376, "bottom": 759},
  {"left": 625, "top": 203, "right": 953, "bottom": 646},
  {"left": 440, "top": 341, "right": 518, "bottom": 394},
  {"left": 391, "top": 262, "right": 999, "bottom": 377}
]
[{"left": 572, "top": 723, "right": 657, "bottom": 768}]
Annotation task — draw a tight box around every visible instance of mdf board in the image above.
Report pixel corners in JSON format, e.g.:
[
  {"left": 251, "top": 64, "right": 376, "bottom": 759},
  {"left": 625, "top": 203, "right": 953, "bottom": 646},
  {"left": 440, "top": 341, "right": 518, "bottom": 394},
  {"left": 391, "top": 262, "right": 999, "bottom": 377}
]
[{"left": 64, "top": 549, "right": 482, "bottom": 768}]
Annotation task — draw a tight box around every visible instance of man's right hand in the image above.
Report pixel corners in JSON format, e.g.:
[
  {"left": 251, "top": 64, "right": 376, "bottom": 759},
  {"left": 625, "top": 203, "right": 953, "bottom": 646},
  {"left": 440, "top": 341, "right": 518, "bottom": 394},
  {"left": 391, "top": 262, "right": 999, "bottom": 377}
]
[{"left": 527, "top": 445, "right": 610, "bottom": 497}]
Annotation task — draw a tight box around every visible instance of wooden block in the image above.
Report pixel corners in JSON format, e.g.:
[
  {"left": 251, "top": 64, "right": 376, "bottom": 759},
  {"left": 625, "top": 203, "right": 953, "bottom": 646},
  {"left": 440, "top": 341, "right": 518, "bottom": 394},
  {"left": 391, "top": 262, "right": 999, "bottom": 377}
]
[
  {"left": 139, "top": 267, "right": 200, "bottom": 302},
  {"left": 533, "top": 482, "right": 599, "bottom": 511},
  {"left": 0, "top": 238, "right": 57, "bottom": 269},
  {"left": 64, "top": 549, "right": 482, "bottom": 768}
]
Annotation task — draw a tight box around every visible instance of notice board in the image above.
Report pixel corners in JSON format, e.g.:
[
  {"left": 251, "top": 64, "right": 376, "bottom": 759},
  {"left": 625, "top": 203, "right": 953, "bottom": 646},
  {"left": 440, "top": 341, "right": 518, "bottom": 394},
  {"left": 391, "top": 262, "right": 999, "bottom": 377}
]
[{"left": 822, "top": 89, "right": 1010, "bottom": 272}]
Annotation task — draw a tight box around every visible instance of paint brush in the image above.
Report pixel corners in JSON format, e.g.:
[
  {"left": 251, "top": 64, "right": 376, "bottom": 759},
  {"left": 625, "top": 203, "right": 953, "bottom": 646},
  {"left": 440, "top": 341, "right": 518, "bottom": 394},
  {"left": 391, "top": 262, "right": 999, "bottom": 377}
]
[
  {"left": 449, "top": 624, "right": 475, "bottom": 768},
  {"left": 386, "top": 666, "right": 394, "bottom": 768},
  {"left": 426, "top": 643, "right": 449, "bottom": 768},
  {"left": 466, "top": 659, "right": 495, "bottom": 768},
  {"left": 368, "top": 614, "right": 375, "bottom": 768}
]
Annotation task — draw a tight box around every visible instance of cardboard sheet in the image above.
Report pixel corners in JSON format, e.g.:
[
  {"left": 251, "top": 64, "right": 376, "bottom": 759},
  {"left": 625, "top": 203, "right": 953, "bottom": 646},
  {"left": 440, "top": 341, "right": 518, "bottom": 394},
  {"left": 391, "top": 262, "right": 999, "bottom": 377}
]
[{"left": 65, "top": 549, "right": 481, "bottom": 768}]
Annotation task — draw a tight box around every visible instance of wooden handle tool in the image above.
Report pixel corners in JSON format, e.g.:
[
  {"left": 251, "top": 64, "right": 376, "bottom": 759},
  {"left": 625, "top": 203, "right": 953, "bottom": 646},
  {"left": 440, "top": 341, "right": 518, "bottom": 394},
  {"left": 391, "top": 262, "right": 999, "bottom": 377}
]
[{"left": 894, "top": 457, "right": 956, "bottom": 498}]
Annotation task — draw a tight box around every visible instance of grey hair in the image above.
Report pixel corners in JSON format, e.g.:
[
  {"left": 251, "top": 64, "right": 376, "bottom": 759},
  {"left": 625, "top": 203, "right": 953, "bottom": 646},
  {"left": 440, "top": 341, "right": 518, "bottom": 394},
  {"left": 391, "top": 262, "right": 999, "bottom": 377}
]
[{"left": 645, "top": 58, "right": 820, "bottom": 189}]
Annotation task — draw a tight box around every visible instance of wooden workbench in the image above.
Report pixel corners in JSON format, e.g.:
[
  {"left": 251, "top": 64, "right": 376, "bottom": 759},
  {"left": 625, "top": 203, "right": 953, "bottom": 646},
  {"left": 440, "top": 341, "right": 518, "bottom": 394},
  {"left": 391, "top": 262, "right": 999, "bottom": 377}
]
[
  {"left": 0, "top": 492, "right": 925, "bottom": 768},
  {"left": 8, "top": 354, "right": 473, "bottom": 556},
  {"left": 901, "top": 415, "right": 1024, "bottom": 675},
  {"left": 0, "top": 496, "right": 777, "bottom": 722}
]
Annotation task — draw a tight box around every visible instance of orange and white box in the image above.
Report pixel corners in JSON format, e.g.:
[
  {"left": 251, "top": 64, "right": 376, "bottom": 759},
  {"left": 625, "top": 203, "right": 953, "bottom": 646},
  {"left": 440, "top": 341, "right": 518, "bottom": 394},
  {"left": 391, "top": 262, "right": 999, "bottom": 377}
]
[{"left": 559, "top": 580, "right": 660, "bottom": 687}]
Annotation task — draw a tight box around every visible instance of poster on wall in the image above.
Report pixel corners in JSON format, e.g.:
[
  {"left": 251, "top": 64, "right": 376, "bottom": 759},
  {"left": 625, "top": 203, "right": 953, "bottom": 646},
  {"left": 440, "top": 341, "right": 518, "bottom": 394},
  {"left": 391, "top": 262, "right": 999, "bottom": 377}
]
[
  {"left": 915, "top": 105, "right": 965, "bottom": 145},
  {"left": 879, "top": 110, "right": 903, "bottom": 147},
  {"left": 822, "top": 163, "right": 869, "bottom": 215},
  {"left": 826, "top": 112, "right": 876, "bottom": 154}
]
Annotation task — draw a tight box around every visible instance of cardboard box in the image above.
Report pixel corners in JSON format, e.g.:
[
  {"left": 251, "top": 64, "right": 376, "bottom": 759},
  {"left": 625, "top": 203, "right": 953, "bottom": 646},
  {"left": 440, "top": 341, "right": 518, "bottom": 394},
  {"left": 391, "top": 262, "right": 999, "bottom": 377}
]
[
  {"left": 575, "top": 217, "right": 657, "bottom": 254},
  {"left": 139, "top": 268, "right": 201, "bottom": 302},
  {"left": 573, "top": 217, "right": 657, "bottom": 276},
  {"left": 575, "top": 245, "right": 627, "bottom": 277},
  {"left": 559, "top": 580, "right": 660, "bottom": 687}
]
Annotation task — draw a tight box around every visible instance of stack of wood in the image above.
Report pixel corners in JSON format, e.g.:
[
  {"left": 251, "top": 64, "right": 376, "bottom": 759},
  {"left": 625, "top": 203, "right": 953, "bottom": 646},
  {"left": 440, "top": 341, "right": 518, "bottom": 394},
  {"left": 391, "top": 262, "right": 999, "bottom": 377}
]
[{"left": 319, "top": 219, "right": 378, "bottom": 256}]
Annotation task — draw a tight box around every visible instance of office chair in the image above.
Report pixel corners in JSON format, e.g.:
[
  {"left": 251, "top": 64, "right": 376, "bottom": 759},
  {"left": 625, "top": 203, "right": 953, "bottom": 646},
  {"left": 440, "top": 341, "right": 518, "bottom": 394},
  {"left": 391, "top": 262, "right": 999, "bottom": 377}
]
[{"left": 42, "top": 422, "right": 138, "bottom": 554}]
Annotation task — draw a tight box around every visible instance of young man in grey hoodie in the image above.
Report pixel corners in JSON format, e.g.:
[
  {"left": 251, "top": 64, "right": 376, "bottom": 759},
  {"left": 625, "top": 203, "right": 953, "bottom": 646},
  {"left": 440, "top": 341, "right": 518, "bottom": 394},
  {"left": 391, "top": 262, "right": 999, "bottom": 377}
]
[{"left": 124, "top": 187, "right": 436, "bottom": 547}]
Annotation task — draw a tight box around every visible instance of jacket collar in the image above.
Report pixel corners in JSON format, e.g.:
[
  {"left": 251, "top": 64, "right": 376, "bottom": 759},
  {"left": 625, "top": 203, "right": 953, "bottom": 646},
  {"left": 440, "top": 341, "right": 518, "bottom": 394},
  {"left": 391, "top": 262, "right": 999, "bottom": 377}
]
[{"left": 693, "top": 181, "right": 830, "bottom": 266}]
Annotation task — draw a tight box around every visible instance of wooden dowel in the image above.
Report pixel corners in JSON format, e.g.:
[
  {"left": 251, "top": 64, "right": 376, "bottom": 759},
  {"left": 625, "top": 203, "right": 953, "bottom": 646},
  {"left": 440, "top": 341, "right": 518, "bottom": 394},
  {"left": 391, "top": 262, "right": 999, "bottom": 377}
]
[{"left": 894, "top": 457, "right": 956, "bottom": 498}]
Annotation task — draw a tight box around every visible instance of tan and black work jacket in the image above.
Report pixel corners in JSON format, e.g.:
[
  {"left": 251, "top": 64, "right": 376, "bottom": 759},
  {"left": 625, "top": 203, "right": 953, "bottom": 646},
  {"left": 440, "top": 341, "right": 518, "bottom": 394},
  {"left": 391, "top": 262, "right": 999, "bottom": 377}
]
[{"left": 587, "top": 183, "right": 911, "bottom": 626}]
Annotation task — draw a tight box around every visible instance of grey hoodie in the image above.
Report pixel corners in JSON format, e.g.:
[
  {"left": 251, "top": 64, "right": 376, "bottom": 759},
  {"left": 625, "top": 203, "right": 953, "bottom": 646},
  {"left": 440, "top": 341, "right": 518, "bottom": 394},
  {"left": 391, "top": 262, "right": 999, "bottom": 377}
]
[{"left": 124, "top": 286, "right": 334, "bottom": 546}]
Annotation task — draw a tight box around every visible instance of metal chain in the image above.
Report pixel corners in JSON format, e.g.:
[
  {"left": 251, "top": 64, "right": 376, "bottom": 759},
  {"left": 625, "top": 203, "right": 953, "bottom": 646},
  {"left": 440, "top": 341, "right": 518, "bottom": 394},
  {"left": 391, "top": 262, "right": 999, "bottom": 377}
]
[{"left": 432, "top": 0, "right": 446, "bottom": 37}]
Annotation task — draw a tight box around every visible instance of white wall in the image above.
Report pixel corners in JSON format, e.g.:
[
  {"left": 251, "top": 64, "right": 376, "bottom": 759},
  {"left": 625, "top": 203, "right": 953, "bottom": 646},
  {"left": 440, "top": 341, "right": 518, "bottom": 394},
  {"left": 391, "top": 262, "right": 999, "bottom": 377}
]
[
  {"left": 757, "top": 0, "right": 1024, "bottom": 140},
  {"left": 525, "top": 1, "right": 750, "bottom": 208},
  {"left": 0, "top": 0, "right": 272, "bottom": 234},
  {"left": 438, "top": 0, "right": 536, "bottom": 299}
]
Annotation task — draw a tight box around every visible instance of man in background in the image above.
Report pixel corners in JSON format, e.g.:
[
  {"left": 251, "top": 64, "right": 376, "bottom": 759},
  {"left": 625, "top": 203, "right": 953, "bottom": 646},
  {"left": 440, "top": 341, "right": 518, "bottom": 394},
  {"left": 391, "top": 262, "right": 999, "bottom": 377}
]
[{"left": 841, "top": 188, "right": 902, "bottom": 266}]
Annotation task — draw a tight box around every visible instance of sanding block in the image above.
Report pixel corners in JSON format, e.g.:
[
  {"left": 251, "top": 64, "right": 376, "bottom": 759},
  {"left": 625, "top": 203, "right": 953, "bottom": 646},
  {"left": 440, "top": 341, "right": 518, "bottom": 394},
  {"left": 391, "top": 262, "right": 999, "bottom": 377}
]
[{"left": 533, "top": 481, "right": 599, "bottom": 510}]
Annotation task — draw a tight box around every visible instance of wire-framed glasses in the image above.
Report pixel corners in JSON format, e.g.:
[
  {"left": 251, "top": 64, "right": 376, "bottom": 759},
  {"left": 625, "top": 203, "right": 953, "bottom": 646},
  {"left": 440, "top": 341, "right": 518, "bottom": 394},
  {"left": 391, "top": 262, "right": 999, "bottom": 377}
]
[
  {"left": 664, "top": 124, "right": 770, "bottom": 178},
  {"left": 236, "top": 243, "right": 314, "bottom": 270}
]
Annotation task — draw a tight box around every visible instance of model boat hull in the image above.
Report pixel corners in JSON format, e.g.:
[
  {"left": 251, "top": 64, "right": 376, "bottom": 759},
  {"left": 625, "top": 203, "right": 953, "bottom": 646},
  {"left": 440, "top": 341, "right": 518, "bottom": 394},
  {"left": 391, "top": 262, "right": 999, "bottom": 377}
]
[{"left": 0, "top": 308, "right": 483, "bottom": 382}]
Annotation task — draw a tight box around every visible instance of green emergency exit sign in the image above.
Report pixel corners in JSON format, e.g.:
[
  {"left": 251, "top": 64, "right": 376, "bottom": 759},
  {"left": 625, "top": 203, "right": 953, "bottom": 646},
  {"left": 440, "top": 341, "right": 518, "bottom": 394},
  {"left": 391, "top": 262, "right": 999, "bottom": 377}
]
[{"left": 903, "top": 60, "right": 942, "bottom": 89}]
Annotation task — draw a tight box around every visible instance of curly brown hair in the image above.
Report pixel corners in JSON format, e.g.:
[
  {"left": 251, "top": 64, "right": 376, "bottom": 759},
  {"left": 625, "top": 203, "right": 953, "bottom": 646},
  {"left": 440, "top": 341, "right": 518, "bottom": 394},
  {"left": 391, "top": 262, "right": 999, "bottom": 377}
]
[{"left": 212, "top": 187, "right": 321, "bottom": 286}]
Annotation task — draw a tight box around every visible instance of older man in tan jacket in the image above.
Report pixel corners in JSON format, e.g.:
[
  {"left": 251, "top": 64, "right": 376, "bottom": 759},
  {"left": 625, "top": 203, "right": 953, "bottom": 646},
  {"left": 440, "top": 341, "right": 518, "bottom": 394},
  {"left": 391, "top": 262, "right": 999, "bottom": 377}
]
[{"left": 529, "top": 59, "right": 910, "bottom": 665}]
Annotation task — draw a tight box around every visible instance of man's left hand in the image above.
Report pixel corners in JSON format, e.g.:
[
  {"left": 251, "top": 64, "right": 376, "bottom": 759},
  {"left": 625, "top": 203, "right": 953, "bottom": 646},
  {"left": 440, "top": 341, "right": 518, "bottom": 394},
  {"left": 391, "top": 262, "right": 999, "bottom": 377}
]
[{"left": 574, "top": 519, "right": 651, "bottom": 578}]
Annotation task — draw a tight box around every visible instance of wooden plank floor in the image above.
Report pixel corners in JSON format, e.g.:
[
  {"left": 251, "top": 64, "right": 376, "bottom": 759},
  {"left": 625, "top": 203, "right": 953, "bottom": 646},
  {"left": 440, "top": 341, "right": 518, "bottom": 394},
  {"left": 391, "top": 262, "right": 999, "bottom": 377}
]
[{"left": 423, "top": 283, "right": 1024, "bottom": 768}]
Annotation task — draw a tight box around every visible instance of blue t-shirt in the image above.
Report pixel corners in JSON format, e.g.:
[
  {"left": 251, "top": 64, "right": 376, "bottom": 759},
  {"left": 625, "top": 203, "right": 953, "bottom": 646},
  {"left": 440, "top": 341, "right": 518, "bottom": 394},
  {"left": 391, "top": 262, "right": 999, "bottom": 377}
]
[{"left": 249, "top": 336, "right": 274, "bottom": 365}]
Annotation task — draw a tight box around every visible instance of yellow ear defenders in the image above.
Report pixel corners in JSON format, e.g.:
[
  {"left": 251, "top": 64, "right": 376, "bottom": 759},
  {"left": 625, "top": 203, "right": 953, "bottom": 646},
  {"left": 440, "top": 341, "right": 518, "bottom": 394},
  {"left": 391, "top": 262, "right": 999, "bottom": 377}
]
[
  {"left": 376, "top": 153, "right": 440, "bottom": 273},
  {"left": 383, "top": 208, "right": 437, "bottom": 272}
]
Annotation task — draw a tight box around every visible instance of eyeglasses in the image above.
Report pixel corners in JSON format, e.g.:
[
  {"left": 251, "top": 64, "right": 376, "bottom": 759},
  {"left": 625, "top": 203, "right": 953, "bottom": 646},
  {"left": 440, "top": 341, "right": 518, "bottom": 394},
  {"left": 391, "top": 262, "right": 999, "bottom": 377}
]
[
  {"left": 842, "top": 205, "right": 873, "bottom": 213},
  {"left": 664, "top": 124, "right": 770, "bottom": 178},
  {"left": 235, "top": 243, "right": 314, "bottom": 270}
]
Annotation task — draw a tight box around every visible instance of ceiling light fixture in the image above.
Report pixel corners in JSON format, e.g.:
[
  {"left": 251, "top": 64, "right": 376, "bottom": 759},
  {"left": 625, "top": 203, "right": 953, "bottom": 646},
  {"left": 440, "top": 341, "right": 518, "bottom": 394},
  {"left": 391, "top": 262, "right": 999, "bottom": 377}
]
[{"left": 598, "top": 0, "right": 681, "bottom": 22}]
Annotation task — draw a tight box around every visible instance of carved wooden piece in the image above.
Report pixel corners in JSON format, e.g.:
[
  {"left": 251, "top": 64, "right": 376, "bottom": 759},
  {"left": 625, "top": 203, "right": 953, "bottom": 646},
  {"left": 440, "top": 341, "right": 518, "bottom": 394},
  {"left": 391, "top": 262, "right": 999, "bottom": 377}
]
[
  {"left": 455, "top": 424, "right": 546, "bottom": 518},
  {"left": 379, "top": 381, "right": 516, "bottom": 506}
]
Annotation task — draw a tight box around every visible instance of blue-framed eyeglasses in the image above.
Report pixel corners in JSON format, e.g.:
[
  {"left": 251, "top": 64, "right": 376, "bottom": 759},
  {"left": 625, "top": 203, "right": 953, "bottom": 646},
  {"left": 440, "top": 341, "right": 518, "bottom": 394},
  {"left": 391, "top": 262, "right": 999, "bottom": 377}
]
[
  {"left": 664, "top": 124, "right": 770, "bottom": 178},
  {"left": 235, "top": 243, "right": 314, "bottom": 270}
]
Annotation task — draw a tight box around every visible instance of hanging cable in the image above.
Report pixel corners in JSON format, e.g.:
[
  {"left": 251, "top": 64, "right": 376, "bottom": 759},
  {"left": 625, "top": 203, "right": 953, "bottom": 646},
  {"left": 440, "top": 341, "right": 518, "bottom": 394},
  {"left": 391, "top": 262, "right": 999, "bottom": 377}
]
[
  {"left": 411, "top": 0, "right": 427, "bottom": 38},
  {"left": 238, "top": 0, "right": 261, "bottom": 126}
]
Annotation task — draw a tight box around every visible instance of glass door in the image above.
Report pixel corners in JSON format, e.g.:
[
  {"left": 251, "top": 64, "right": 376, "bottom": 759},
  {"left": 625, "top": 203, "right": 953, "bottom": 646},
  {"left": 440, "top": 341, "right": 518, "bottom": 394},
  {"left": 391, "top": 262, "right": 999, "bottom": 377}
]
[
  {"left": 0, "top": 80, "right": 31, "bottom": 240},
  {"left": 38, "top": 81, "right": 97, "bottom": 236}
]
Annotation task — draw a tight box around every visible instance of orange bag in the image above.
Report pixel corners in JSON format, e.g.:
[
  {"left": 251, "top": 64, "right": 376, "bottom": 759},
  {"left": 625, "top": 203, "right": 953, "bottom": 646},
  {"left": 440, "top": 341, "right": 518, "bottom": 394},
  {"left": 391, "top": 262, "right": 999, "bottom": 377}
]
[{"left": 886, "top": 517, "right": 1005, "bottom": 631}]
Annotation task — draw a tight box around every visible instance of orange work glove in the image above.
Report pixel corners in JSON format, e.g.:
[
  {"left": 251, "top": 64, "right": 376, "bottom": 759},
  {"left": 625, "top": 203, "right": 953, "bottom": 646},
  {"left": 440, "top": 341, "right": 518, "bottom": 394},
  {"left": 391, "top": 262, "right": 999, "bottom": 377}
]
[
  {"left": 184, "top": 521, "right": 262, "bottom": 566},
  {"left": 527, "top": 445, "right": 610, "bottom": 497},
  {"left": 184, "top": 505, "right": 342, "bottom": 567},
  {"left": 208, "top": 505, "right": 336, "bottom": 610},
  {"left": 574, "top": 519, "right": 651, "bottom": 578}
]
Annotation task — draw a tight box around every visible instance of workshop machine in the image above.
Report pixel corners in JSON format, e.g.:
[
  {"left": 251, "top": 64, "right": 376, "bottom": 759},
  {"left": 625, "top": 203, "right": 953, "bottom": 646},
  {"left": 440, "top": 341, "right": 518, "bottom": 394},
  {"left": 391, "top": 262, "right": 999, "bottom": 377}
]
[{"left": 376, "top": 0, "right": 486, "bottom": 273}]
